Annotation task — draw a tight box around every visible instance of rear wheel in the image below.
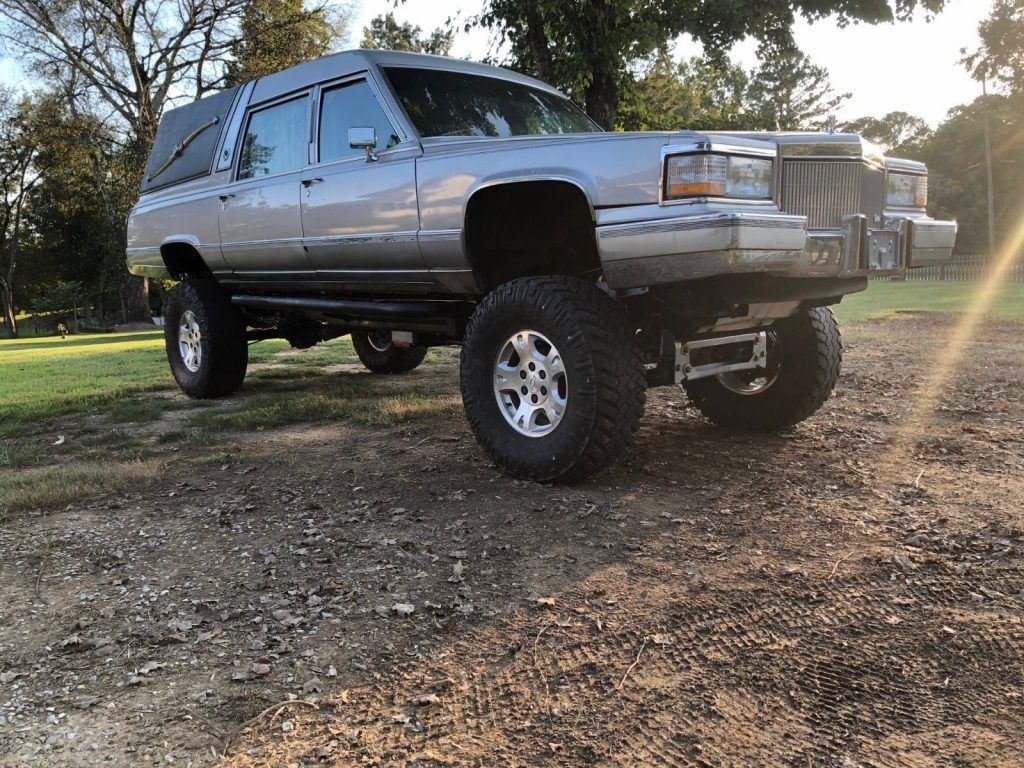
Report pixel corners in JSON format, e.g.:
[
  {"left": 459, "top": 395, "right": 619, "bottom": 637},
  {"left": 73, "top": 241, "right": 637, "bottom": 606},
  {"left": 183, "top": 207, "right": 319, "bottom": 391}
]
[
  {"left": 684, "top": 307, "right": 842, "bottom": 431},
  {"left": 164, "top": 279, "right": 248, "bottom": 398},
  {"left": 351, "top": 330, "right": 428, "bottom": 374},
  {"left": 460, "top": 276, "right": 646, "bottom": 482}
]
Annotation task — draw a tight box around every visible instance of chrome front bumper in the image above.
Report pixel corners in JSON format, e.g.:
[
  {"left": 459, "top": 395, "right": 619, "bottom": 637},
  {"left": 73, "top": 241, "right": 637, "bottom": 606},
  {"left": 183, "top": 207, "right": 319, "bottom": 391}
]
[{"left": 597, "top": 211, "right": 957, "bottom": 289}]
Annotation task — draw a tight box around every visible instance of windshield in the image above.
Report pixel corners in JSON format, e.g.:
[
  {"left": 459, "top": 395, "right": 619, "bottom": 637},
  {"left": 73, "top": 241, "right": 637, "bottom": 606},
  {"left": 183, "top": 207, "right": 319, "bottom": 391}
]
[{"left": 384, "top": 67, "right": 601, "bottom": 138}]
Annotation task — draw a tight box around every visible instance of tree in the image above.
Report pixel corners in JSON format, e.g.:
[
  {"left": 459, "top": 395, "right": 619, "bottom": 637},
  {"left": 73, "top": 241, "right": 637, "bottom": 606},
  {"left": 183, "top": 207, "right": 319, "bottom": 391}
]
[
  {"left": 0, "top": 91, "right": 38, "bottom": 338},
  {"left": 919, "top": 93, "right": 1024, "bottom": 254},
  {"left": 0, "top": 0, "right": 255, "bottom": 322},
  {"left": 226, "top": 0, "right": 346, "bottom": 86},
  {"left": 470, "top": 0, "right": 946, "bottom": 129},
  {"left": 0, "top": 0, "right": 250, "bottom": 146},
  {"left": 965, "top": 0, "right": 1024, "bottom": 93},
  {"left": 745, "top": 50, "right": 849, "bottom": 131},
  {"left": 842, "top": 112, "right": 933, "bottom": 154},
  {"left": 618, "top": 48, "right": 845, "bottom": 133},
  {"left": 618, "top": 53, "right": 750, "bottom": 132},
  {"left": 362, "top": 12, "right": 453, "bottom": 55},
  {"left": 24, "top": 92, "right": 126, "bottom": 317}
]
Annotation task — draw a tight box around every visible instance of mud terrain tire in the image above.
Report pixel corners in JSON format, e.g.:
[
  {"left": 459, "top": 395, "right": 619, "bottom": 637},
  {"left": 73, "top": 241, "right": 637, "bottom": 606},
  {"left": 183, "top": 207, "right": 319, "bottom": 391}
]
[
  {"left": 685, "top": 306, "right": 842, "bottom": 431},
  {"left": 165, "top": 279, "right": 248, "bottom": 398},
  {"left": 352, "top": 331, "right": 428, "bottom": 374},
  {"left": 460, "top": 277, "right": 646, "bottom": 482}
]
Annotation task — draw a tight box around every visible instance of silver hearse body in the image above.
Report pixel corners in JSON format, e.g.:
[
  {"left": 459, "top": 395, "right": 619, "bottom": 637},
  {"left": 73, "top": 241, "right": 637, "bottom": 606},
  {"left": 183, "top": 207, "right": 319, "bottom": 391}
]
[{"left": 126, "top": 49, "right": 956, "bottom": 299}]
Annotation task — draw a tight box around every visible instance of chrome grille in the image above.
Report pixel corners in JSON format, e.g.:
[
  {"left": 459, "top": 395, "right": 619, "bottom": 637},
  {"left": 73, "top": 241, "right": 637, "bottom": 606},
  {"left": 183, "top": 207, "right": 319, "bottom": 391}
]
[{"left": 780, "top": 160, "right": 862, "bottom": 230}]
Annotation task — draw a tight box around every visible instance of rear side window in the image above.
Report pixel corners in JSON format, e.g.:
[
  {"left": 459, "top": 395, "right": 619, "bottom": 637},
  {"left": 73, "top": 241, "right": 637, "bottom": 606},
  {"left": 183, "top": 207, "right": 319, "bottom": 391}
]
[
  {"left": 319, "top": 80, "right": 401, "bottom": 163},
  {"left": 238, "top": 96, "right": 309, "bottom": 179}
]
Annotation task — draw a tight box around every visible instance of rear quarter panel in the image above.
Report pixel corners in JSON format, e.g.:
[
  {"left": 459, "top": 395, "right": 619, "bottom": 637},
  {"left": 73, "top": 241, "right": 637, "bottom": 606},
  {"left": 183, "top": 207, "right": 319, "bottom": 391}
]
[{"left": 127, "top": 173, "right": 230, "bottom": 278}]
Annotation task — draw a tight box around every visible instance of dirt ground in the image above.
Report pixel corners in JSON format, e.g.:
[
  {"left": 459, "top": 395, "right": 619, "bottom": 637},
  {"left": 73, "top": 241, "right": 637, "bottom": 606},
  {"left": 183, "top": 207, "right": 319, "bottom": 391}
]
[{"left": 1, "top": 312, "right": 1022, "bottom": 767}]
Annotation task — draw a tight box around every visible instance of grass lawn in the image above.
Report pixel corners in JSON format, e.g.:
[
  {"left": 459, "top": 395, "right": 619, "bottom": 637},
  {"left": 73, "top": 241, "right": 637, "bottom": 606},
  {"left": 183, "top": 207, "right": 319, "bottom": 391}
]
[
  {"left": 834, "top": 280, "right": 1024, "bottom": 324},
  {"left": 0, "top": 331, "right": 170, "bottom": 430},
  {"left": 0, "top": 329, "right": 358, "bottom": 433}
]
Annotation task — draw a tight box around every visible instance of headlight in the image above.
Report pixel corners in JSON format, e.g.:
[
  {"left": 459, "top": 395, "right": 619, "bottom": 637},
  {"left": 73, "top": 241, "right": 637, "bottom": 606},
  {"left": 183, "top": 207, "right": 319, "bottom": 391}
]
[
  {"left": 887, "top": 173, "right": 928, "bottom": 208},
  {"left": 664, "top": 153, "right": 773, "bottom": 201}
]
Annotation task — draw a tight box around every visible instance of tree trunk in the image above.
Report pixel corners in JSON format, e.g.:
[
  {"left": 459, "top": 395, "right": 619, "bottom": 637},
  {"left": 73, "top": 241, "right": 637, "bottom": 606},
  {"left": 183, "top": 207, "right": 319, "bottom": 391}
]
[
  {"left": 524, "top": 4, "right": 555, "bottom": 84},
  {"left": 1, "top": 284, "right": 17, "bottom": 339},
  {"left": 581, "top": 0, "right": 619, "bottom": 130},
  {"left": 584, "top": 67, "right": 619, "bottom": 130},
  {"left": 123, "top": 273, "right": 150, "bottom": 324}
]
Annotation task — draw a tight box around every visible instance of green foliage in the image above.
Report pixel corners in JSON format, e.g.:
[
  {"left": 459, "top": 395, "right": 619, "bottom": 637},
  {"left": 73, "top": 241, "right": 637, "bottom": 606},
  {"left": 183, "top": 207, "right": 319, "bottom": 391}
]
[
  {"left": 618, "top": 49, "right": 846, "bottom": 132},
  {"left": 362, "top": 12, "right": 454, "bottom": 55},
  {"left": 471, "top": 0, "right": 945, "bottom": 128},
  {"left": 841, "top": 112, "right": 933, "bottom": 153},
  {"left": 0, "top": 88, "right": 38, "bottom": 338},
  {"left": 965, "top": 0, "right": 1024, "bottom": 93},
  {"left": 226, "top": 0, "right": 347, "bottom": 85},
  {"left": 30, "top": 281, "right": 87, "bottom": 319},
  {"left": 744, "top": 50, "right": 849, "bottom": 131},
  {"left": 618, "top": 53, "right": 750, "bottom": 131},
  {"left": 918, "top": 93, "right": 1024, "bottom": 253}
]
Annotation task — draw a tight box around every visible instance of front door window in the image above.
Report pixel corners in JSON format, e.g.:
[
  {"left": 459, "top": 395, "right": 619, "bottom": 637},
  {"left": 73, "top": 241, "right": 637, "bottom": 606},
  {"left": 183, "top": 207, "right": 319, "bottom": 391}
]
[{"left": 319, "top": 81, "right": 400, "bottom": 163}]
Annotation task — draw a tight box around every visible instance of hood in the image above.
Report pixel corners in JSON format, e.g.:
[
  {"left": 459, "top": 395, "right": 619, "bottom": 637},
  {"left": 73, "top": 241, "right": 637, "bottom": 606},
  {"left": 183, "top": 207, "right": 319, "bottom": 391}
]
[{"left": 417, "top": 131, "right": 783, "bottom": 208}]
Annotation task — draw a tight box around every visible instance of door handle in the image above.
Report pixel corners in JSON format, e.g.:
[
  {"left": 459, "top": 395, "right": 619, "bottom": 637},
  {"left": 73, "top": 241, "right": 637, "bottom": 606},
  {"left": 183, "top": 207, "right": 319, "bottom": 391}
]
[
  {"left": 301, "top": 177, "right": 324, "bottom": 187},
  {"left": 218, "top": 193, "right": 235, "bottom": 202}
]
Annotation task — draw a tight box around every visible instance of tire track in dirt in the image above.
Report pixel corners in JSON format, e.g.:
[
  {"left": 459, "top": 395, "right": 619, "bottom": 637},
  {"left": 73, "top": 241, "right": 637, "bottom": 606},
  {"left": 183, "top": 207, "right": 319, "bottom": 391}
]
[{"left": 224, "top": 551, "right": 1024, "bottom": 767}]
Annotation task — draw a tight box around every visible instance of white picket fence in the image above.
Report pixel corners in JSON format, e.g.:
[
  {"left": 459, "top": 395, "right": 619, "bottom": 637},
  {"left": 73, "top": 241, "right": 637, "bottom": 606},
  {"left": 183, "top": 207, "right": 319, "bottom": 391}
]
[{"left": 872, "top": 255, "right": 1024, "bottom": 283}]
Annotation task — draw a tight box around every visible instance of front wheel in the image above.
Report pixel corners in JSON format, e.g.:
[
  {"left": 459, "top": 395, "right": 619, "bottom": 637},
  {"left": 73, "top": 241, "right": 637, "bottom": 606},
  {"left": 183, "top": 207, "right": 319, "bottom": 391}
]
[
  {"left": 164, "top": 279, "right": 248, "bottom": 398},
  {"left": 684, "top": 306, "right": 842, "bottom": 431},
  {"left": 351, "top": 330, "right": 428, "bottom": 374},
  {"left": 460, "top": 277, "right": 647, "bottom": 483}
]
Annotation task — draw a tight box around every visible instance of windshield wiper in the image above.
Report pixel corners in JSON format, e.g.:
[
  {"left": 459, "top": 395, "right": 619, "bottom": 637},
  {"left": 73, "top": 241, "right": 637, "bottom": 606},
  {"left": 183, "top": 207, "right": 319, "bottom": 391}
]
[{"left": 147, "top": 117, "right": 220, "bottom": 183}]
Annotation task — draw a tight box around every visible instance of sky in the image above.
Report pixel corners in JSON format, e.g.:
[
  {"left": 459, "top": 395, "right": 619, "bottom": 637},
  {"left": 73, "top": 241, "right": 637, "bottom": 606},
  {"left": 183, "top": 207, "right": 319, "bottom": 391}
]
[{"left": 0, "top": 0, "right": 991, "bottom": 127}]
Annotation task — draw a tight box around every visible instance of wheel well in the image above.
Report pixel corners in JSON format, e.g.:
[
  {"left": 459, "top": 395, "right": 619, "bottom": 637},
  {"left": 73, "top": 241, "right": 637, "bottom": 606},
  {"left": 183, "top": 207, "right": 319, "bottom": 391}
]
[
  {"left": 464, "top": 181, "right": 601, "bottom": 291},
  {"left": 161, "top": 242, "right": 212, "bottom": 280}
]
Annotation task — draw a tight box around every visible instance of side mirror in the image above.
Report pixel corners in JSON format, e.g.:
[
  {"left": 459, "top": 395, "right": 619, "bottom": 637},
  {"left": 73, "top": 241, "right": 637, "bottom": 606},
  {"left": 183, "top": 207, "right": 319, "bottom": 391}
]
[{"left": 348, "top": 126, "right": 378, "bottom": 162}]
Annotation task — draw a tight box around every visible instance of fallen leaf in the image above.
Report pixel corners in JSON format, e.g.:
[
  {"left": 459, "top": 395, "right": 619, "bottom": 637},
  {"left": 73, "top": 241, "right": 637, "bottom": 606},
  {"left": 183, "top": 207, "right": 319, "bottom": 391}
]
[
  {"left": 893, "top": 554, "right": 919, "bottom": 573},
  {"left": 138, "top": 661, "right": 166, "bottom": 675},
  {"left": 392, "top": 603, "right": 415, "bottom": 617}
]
